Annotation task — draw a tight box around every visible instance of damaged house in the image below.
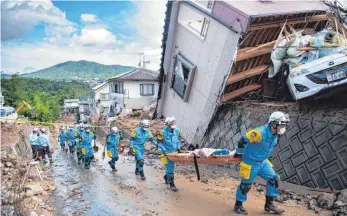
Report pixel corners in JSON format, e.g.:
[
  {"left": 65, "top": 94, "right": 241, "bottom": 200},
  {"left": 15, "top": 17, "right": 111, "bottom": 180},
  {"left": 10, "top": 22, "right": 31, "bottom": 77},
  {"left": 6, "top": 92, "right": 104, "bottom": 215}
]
[{"left": 155, "top": 0, "right": 347, "bottom": 190}]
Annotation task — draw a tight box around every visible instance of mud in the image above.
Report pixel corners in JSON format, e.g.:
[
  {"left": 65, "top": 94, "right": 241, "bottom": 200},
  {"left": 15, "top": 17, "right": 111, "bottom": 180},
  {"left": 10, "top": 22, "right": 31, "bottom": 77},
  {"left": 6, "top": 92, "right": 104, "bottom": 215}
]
[{"left": 49, "top": 138, "right": 332, "bottom": 216}]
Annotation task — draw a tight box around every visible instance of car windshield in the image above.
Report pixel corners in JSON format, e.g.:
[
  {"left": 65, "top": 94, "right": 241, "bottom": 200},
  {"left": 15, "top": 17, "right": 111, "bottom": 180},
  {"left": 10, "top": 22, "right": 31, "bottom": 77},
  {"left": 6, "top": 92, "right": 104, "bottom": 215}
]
[{"left": 0, "top": 109, "right": 6, "bottom": 117}]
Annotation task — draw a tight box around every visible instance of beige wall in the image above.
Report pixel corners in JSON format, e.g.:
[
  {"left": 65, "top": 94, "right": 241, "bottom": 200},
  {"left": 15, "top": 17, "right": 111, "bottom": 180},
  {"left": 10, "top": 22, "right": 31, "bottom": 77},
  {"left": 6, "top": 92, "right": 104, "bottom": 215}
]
[{"left": 158, "top": 1, "right": 240, "bottom": 144}]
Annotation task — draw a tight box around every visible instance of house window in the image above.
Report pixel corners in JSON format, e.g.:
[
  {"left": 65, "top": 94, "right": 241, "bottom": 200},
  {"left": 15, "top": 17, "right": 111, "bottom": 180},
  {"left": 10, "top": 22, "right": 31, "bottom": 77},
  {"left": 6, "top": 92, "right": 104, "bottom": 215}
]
[
  {"left": 178, "top": 4, "right": 210, "bottom": 39},
  {"left": 114, "top": 82, "right": 124, "bottom": 94},
  {"left": 83, "top": 105, "right": 89, "bottom": 112},
  {"left": 171, "top": 53, "right": 196, "bottom": 102},
  {"left": 140, "top": 84, "right": 154, "bottom": 96},
  {"left": 100, "top": 93, "right": 110, "bottom": 101}
]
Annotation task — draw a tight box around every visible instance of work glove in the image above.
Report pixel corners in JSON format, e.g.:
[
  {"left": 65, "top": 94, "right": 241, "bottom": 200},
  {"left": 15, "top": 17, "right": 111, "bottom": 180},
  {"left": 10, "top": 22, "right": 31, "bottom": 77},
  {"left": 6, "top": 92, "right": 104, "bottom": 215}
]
[
  {"left": 176, "top": 149, "right": 181, "bottom": 153},
  {"left": 127, "top": 148, "right": 135, "bottom": 156},
  {"left": 234, "top": 153, "right": 242, "bottom": 159}
]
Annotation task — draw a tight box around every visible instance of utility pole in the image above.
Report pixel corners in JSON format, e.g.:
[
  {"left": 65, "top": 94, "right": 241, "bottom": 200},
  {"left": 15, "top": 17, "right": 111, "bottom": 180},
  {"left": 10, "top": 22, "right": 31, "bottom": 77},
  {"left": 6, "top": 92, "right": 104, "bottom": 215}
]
[{"left": 138, "top": 53, "right": 150, "bottom": 69}]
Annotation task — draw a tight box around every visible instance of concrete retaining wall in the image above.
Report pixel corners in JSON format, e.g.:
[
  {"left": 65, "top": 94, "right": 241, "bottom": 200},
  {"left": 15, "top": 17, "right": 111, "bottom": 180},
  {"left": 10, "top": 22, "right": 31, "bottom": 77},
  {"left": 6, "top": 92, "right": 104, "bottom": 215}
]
[{"left": 201, "top": 102, "right": 347, "bottom": 190}]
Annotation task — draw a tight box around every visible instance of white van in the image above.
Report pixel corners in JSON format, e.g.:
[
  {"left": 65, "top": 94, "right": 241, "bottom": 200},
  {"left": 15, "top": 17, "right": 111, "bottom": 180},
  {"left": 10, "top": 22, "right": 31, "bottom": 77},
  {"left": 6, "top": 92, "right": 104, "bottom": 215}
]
[{"left": 0, "top": 107, "right": 18, "bottom": 123}]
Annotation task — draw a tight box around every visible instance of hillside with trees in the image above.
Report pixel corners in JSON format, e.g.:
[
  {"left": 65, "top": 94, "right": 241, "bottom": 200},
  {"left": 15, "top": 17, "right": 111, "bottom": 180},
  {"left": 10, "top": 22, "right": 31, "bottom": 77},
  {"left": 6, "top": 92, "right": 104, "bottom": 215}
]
[
  {"left": 20, "top": 60, "right": 135, "bottom": 81},
  {"left": 1, "top": 76, "right": 89, "bottom": 122}
]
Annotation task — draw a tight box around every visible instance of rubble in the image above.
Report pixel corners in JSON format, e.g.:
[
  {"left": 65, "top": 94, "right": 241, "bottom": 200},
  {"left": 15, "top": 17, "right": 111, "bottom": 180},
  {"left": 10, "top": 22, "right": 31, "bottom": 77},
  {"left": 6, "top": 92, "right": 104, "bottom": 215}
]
[
  {"left": 317, "top": 193, "right": 337, "bottom": 210},
  {"left": 333, "top": 189, "right": 347, "bottom": 216},
  {"left": 0, "top": 134, "right": 54, "bottom": 216}
]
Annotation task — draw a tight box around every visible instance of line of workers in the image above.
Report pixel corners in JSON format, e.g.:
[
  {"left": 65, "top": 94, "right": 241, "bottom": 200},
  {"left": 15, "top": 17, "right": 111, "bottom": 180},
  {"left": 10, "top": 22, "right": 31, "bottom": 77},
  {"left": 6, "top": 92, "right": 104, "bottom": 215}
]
[{"left": 29, "top": 117, "right": 181, "bottom": 191}]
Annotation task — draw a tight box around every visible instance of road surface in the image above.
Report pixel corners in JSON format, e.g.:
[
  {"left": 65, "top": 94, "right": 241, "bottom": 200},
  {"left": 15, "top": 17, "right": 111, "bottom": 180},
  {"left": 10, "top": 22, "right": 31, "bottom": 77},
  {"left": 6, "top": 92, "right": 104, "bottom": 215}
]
[{"left": 50, "top": 140, "right": 327, "bottom": 216}]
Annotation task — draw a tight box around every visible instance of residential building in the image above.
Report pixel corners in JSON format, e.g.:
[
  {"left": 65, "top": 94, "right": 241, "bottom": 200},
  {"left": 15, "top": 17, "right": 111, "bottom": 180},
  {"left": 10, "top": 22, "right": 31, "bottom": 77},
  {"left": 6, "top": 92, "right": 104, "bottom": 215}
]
[
  {"left": 92, "top": 68, "right": 159, "bottom": 115},
  {"left": 64, "top": 99, "right": 79, "bottom": 113},
  {"left": 155, "top": 1, "right": 347, "bottom": 190},
  {"left": 155, "top": 0, "right": 327, "bottom": 144}
]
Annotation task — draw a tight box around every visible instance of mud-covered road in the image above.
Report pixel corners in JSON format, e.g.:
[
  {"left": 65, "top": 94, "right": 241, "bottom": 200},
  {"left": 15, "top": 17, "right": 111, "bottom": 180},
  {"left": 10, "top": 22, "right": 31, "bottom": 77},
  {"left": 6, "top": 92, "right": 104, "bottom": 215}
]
[{"left": 50, "top": 139, "right": 329, "bottom": 216}]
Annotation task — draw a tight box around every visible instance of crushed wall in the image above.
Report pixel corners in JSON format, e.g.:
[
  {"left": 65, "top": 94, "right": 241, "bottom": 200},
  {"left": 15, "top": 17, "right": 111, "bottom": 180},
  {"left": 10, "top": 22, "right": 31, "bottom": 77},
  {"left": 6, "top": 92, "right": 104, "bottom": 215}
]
[{"left": 201, "top": 102, "right": 347, "bottom": 190}]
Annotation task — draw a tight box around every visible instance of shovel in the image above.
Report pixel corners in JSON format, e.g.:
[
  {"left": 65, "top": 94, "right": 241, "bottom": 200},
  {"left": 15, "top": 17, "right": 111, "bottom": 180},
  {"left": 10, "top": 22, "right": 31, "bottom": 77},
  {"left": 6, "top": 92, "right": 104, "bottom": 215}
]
[{"left": 93, "top": 139, "right": 99, "bottom": 152}]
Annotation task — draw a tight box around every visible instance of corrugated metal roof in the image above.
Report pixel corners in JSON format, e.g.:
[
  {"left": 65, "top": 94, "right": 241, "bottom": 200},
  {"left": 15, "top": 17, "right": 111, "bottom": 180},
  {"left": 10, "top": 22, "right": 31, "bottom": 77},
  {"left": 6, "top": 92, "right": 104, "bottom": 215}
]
[
  {"left": 223, "top": 0, "right": 327, "bottom": 17},
  {"left": 109, "top": 68, "right": 159, "bottom": 81}
]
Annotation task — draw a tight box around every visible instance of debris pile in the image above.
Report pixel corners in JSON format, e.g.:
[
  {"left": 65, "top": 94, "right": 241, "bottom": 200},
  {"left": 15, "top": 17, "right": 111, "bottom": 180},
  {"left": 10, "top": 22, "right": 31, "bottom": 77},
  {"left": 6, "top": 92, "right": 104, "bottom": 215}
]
[
  {"left": 254, "top": 182, "right": 347, "bottom": 214},
  {"left": 333, "top": 189, "right": 347, "bottom": 216},
  {"left": 270, "top": 27, "right": 347, "bottom": 78},
  {"left": 1, "top": 153, "right": 28, "bottom": 215}
]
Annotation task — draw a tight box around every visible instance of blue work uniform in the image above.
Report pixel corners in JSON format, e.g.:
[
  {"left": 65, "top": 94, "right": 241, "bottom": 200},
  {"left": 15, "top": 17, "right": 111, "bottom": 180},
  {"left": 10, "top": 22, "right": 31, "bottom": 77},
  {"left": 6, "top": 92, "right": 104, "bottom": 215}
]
[
  {"left": 80, "top": 131, "right": 95, "bottom": 168},
  {"left": 106, "top": 130, "right": 124, "bottom": 168},
  {"left": 157, "top": 127, "right": 181, "bottom": 183},
  {"left": 58, "top": 130, "right": 66, "bottom": 149},
  {"left": 75, "top": 128, "right": 84, "bottom": 162},
  {"left": 30, "top": 134, "right": 39, "bottom": 159},
  {"left": 130, "top": 127, "right": 157, "bottom": 172},
  {"left": 38, "top": 134, "right": 52, "bottom": 161},
  {"left": 235, "top": 123, "right": 279, "bottom": 202},
  {"left": 66, "top": 129, "right": 76, "bottom": 153}
]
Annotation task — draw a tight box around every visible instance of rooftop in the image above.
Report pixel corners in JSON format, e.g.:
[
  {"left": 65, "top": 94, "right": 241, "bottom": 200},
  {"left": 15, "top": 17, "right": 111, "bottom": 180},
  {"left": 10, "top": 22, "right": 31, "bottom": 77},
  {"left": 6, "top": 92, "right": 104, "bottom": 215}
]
[
  {"left": 108, "top": 68, "right": 159, "bottom": 81},
  {"left": 223, "top": 0, "right": 327, "bottom": 17}
]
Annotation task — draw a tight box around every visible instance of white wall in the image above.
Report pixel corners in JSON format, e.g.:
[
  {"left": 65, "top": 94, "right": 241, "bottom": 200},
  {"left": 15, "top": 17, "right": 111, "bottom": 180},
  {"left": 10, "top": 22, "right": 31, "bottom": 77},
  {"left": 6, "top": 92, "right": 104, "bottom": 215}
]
[
  {"left": 94, "top": 84, "right": 111, "bottom": 109},
  {"left": 158, "top": 2, "right": 239, "bottom": 144},
  {"left": 123, "top": 80, "right": 158, "bottom": 109}
]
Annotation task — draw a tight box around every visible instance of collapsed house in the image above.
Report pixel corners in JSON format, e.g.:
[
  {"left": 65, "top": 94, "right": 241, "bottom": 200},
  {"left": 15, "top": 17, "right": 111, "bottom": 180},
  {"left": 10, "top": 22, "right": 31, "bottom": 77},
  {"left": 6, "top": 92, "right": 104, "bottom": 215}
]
[{"left": 155, "top": 0, "right": 347, "bottom": 190}]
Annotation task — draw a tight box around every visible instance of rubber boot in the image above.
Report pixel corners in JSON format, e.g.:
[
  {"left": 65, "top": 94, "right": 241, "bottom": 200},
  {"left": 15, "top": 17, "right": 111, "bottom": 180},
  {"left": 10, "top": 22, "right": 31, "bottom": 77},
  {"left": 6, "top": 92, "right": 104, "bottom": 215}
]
[
  {"left": 164, "top": 175, "right": 168, "bottom": 184},
  {"left": 265, "top": 196, "right": 285, "bottom": 214},
  {"left": 169, "top": 182, "right": 178, "bottom": 192},
  {"left": 140, "top": 171, "right": 146, "bottom": 180},
  {"left": 234, "top": 201, "right": 248, "bottom": 215},
  {"left": 135, "top": 168, "right": 140, "bottom": 175}
]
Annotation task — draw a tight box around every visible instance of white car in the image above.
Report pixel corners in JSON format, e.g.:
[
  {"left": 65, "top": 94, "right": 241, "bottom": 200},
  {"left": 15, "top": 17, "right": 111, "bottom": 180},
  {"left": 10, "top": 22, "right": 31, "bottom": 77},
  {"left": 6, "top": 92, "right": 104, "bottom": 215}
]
[
  {"left": 0, "top": 107, "right": 18, "bottom": 123},
  {"left": 287, "top": 53, "right": 347, "bottom": 100}
]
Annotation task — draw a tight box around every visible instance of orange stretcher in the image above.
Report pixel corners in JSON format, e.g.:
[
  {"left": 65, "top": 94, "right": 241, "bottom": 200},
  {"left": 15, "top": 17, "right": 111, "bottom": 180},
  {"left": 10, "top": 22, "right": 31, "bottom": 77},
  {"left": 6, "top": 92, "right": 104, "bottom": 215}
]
[
  {"left": 166, "top": 151, "right": 240, "bottom": 181},
  {"left": 166, "top": 152, "right": 241, "bottom": 165}
]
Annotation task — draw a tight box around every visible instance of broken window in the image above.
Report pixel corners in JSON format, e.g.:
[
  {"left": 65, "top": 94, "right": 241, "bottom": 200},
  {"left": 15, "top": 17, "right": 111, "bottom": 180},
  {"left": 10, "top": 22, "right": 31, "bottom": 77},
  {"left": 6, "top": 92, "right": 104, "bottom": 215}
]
[
  {"left": 171, "top": 53, "right": 196, "bottom": 102},
  {"left": 178, "top": 4, "right": 210, "bottom": 39},
  {"left": 140, "top": 84, "right": 155, "bottom": 96}
]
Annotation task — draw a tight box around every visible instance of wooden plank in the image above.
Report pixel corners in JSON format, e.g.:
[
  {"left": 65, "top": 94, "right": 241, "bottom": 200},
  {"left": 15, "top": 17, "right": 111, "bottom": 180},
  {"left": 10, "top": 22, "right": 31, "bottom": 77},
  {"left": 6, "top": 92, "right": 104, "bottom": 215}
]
[
  {"left": 249, "top": 14, "right": 328, "bottom": 31},
  {"left": 220, "top": 84, "right": 262, "bottom": 103},
  {"left": 236, "top": 46, "right": 272, "bottom": 61},
  {"left": 227, "top": 65, "right": 269, "bottom": 85}
]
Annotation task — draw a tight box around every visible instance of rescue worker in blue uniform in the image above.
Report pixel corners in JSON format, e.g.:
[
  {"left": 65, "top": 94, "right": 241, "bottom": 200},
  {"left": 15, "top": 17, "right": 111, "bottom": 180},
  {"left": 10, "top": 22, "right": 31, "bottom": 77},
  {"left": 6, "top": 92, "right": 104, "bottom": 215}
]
[
  {"left": 38, "top": 128, "right": 53, "bottom": 164},
  {"left": 233, "top": 111, "right": 290, "bottom": 215},
  {"left": 75, "top": 123, "right": 84, "bottom": 164},
  {"left": 66, "top": 125, "right": 76, "bottom": 154},
  {"left": 80, "top": 125, "right": 95, "bottom": 169},
  {"left": 157, "top": 116, "right": 181, "bottom": 192},
  {"left": 30, "top": 128, "right": 39, "bottom": 160},
  {"left": 106, "top": 127, "right": 124, "bottom": 171},
  {"left": 58, "top": 126, "right": 67, "bottom": 151},
  {"left": 129, "top": 119, "right": 158, "bottom": 180}
]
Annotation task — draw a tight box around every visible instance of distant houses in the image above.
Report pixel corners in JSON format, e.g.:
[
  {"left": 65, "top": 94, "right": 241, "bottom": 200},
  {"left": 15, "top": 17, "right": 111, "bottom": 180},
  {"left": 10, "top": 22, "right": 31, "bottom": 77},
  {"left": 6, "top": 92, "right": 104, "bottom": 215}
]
[
  {"left": 72, "top": 68, "right": 159, "bottom": 121},
  {"left": 92, "top": 68, "right": 159, "bottom": 115}
]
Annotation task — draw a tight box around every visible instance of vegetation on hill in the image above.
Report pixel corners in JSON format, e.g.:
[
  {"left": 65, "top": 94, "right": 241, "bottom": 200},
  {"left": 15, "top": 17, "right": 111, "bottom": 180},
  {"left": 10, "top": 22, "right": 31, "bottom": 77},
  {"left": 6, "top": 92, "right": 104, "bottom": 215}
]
[
  {"left": 21, "top": 60, "right": 135, "bottom": 81},
  {"left": 1, "top": 76, "right": 89, "bottom": 122}
]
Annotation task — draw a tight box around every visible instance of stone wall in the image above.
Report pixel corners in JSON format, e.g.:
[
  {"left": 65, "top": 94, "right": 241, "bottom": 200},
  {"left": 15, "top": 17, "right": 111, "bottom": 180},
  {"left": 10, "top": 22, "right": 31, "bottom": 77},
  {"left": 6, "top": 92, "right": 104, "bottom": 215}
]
[{"left": 201, "top": 102, "right": 347, "bottom": 190}]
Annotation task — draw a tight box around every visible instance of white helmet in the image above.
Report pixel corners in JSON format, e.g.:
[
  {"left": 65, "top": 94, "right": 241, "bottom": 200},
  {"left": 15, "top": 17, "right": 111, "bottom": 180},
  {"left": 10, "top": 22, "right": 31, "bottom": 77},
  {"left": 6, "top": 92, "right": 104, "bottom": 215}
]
[
  {"left": 141, "top": 119, "right": 149, "bottom": 130},
  {"left": 269, "top": 111, "right": 289, "bottom": 135},
  {"left": 111, "top": 127, "right": 118, "bottom": 133},
  {"left": 165, "top": 116, "right": 176, "bottom": 129},
  {"left": 33, "top": 128, "right": 39, "bottom": 132},
  {"left": 268, "top": 111, "right": 290, "bottom": 125},
  {"left": 40, "top": 128, "right": 46, "bottom": 133}
]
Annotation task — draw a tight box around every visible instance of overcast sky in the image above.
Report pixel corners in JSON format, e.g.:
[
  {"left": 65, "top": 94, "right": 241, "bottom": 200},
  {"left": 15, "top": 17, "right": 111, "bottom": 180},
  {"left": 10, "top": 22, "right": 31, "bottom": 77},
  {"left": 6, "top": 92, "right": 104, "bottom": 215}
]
[{"left": 1, "top": 0, "right": 167, "bottom": 74}]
